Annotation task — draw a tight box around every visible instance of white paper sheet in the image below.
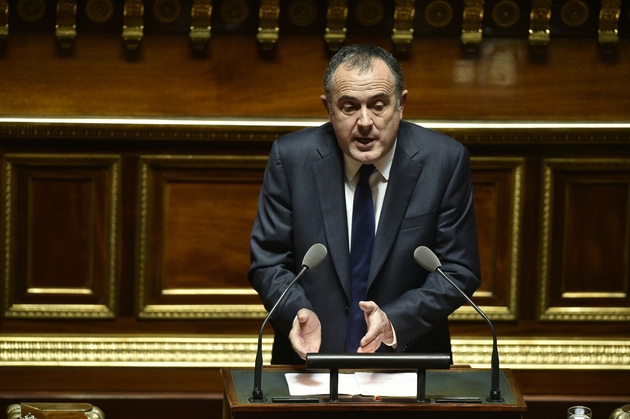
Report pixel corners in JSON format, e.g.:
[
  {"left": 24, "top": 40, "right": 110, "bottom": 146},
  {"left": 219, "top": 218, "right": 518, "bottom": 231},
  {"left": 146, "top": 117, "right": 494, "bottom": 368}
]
[{"left": 285, "top": 372, "right": 417, "bottom": 397}]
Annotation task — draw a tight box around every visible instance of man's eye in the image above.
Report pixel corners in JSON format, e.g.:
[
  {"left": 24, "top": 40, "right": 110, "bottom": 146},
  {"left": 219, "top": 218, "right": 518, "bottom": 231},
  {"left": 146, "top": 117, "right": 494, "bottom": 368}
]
[
  {"left": 372, "top": 103, "right": 386, "bottom": 113},
  {"left": 342, "top": 105, "right": 356, "bottom": 113}
]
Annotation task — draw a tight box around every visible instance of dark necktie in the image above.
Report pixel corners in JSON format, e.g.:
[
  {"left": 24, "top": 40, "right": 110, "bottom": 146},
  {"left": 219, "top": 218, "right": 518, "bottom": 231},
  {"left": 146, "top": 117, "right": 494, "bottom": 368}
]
[{"left": 344, "top": 164, "right": 376, "bottom": 352}]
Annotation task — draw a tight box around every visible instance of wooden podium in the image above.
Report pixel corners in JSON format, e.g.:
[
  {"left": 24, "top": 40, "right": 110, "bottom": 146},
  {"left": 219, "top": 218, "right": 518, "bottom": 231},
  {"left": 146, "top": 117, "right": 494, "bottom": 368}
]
[{"left": 221, "top": 366, "right": 527, "bottom": 419}]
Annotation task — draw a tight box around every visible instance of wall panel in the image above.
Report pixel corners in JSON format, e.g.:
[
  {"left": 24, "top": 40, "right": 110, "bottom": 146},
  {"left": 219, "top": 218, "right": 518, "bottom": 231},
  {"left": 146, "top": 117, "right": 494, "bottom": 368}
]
[
  {"left": 540, "top": 158, "right": 630, "bottom": 321},
  {"left": 3, "top": 154, "right": 120, "bottom": 319},
  {"left": 137, "top": 156, "right": 267, "bottom": 319}
]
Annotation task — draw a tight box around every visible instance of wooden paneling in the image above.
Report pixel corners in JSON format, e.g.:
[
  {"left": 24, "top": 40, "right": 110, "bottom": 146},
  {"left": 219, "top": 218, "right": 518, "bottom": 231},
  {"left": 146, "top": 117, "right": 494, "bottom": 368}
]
[
  {"left": 137, "top": 155, "right": 267, "bottom": 318},
  {"left": 0, "top": 33, "right": 629, "bottom": 120},
  {"left": 3, "top": 154, "right": 120, "bottom": 319},
  {"left": 540, "top": 158, "right": 630, "bottom": 321},
  {"left": 454, "top": 157, "right": 524, "bottom": 321}
]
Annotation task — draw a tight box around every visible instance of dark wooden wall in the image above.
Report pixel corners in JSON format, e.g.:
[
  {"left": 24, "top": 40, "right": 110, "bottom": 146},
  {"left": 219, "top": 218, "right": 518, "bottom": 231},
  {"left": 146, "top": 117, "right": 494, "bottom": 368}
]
[{"left": 1, "top": 0, "right": 630, "bottom": 418}]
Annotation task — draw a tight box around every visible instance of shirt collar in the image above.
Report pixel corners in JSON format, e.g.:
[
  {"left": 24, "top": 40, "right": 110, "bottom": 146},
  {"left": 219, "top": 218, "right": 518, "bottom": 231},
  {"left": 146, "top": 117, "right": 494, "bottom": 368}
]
[{"left": 344, "top": 140, "right": 396, "bottom": 183}]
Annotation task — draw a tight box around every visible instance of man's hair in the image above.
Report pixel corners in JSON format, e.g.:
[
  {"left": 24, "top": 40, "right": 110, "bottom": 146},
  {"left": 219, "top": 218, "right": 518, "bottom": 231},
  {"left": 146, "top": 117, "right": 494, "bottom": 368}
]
[{"left": 323, "top": 44, "right": 405, "bottom": 108}]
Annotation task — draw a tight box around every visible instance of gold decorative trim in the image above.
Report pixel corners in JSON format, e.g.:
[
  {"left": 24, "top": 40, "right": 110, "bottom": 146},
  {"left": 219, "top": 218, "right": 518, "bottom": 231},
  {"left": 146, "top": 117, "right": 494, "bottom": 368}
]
[
  {"left": 450, "top": 157, "right": 524, "bottom": 321},
  {"left": 0, "top": 335, "right": 628, "bottom": 370},
  {"left": 257, "top": 0, "right": 279, "bottom": 51},
  {"left": 3, "top": 154, "right": 120, "bottom": 319},
  {"left": 529, "top": 0, "right": 551, "bottom": 52},
  {"left": 391, "top": 0, "right": 415, "bottom": 55},
  {"left": 540, "top": 158, "right": 630, "bottom": 322},
  {"left": 452, "top": 337, "right": 630, "bottom": 369},
  {"left": 461, "top": 0, "right": 484, "bottom": 53},
  {"left": 598, "top": 0, "right": 620, "bottom": 53},
  {"left": 137, "top": 155, "right": 268, "bottom": 319},
  {"left": 123, "top": 0, "right": 144, "bottom": 50},
  {"left": 56, "top": 0, "right": 77, "bottom": 49},
  {"left": 325, "top": 0, "right": 348, "bottom": 53},
  {"left": 1, "top": 119, "right": 630, "bottom": 145},
  {"left": 189, "top": 0, "right": 212, "bottom": 50}
]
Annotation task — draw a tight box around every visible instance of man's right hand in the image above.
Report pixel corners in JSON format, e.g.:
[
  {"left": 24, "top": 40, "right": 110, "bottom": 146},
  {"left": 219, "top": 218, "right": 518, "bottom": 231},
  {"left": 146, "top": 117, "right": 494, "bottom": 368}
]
[{"left": 289, "top": 308, "right": 321, "bottom": 360}]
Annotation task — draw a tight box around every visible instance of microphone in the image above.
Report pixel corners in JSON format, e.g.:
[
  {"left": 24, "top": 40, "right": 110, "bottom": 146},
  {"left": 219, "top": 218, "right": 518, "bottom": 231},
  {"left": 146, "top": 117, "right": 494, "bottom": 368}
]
[
  {"left": 250, "top": 243, "right": 328, "bottom": 402},
  {"left": 414, "top": 246, "right": 504, "bottom": 403}
]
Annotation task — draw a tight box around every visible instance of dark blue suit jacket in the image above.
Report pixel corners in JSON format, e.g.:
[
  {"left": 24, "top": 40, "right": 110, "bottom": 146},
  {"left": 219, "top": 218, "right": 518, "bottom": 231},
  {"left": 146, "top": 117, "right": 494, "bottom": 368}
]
[{"left": 249, "top": 120, "right": 481, "bottom": 364}]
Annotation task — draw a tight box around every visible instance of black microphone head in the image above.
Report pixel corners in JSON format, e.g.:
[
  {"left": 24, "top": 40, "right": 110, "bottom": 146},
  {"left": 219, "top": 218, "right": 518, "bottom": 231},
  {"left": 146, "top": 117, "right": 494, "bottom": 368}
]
[
  {"left": 302, "top": 243, "right": 328, "bottom": 270},
  {"left": 414, "top": 246, "right": 441, "bottom": 272}
]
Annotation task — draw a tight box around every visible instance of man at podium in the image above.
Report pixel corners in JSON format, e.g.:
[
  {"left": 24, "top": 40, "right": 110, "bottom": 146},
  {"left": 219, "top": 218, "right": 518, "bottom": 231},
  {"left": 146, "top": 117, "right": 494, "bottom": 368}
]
[{"left": 248, "top": 44, "right": 481, "bottom": 365}]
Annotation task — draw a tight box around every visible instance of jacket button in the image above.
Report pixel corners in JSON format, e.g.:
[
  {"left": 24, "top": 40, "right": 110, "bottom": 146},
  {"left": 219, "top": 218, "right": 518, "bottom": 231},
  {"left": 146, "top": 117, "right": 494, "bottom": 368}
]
[{"left": 344, "top": 306, "right": 349, "bottom": 315}]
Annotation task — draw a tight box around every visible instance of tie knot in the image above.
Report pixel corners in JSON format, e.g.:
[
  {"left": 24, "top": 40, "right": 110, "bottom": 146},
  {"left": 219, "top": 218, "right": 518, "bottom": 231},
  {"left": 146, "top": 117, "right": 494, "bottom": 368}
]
[{"left": 359, "top": 164, "right": 375, "bottom": 185}]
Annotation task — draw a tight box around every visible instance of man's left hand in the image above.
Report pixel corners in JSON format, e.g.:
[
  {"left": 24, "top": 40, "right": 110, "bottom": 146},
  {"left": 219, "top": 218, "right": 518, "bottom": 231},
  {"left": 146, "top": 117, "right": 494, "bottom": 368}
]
[{"left": 357, "top": 301, "right": 395, "bottom": 353}]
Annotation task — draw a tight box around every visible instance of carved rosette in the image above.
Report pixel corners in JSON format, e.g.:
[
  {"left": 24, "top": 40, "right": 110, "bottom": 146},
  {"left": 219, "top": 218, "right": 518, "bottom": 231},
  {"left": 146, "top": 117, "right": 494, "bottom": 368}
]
[
  {"left": 189, "top": 0, "right": 212, "bottom": 50},
  {"left": 221, "top": 0, "right": 249, "bottom": 25},
  {"left": 123, "top": 0, "right": 144, "bottom": 50},
  {"left": 392, "top": 0, "right": 415, "bottom": 55},
  {"left": 287, "top": 0, "right": 318, "bottom": 27},
  {"left": 85, "top": 0, "right": 114, "bottom": 23},
  {"left": 153, "top": 0, "right": 181, "bottom": 23},
  {"left": 257, "top": 0, "right": 280, "bottom": 51},
  {"left": 561, "top": 0, "right": 589, "bottom": 27},
  {"left": 425, "top": 0, "right": 453, "bottom": 28},
  {"left": 598, "top": 0, "right": 621, "bottom": 54},
  {"left": 55, "top": 0, "right": 77, "bottom": 50},
  {"left": 461, "top": 0, "right": 484, "bottom": 53},
  {"left": 491, "top": 0, "right": 520, "bottom": 28},
  {"left": 17, "top": 0, "right": 46, "bottom": 22},
  {"left": 325, "top": 0, "right": 348, "bottom": 53}
]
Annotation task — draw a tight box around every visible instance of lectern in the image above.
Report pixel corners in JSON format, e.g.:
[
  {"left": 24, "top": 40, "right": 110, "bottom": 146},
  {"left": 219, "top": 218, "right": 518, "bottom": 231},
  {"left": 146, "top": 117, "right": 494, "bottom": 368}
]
[{"left": 221, "top": 366, "right": 527, "bottom": 419}]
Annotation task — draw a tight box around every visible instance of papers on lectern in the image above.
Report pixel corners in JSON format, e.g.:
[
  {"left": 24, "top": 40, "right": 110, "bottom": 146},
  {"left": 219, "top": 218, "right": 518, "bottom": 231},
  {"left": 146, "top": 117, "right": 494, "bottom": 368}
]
[{"left": 285, "top": 372, "right": 418, "bottom": 397}]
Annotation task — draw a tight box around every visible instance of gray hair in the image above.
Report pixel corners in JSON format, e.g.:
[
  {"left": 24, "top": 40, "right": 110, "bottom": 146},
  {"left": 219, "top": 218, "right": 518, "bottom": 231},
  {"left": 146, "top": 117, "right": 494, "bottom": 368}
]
[{"left": 323, "top": 44, "right": 405, "bottom": 110}]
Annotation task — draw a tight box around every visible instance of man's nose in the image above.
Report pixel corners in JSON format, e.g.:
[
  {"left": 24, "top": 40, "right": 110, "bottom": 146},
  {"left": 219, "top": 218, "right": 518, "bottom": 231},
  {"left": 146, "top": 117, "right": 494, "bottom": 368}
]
[{"left": 357, "top": 106, "right": 373, "bottom": 127}]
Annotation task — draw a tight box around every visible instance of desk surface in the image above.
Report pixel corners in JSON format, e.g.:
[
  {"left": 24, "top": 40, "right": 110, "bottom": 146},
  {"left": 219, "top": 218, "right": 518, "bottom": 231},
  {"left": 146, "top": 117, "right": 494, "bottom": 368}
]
[{"left": 222, "top": 367, "right": 527, "bottom": 419}]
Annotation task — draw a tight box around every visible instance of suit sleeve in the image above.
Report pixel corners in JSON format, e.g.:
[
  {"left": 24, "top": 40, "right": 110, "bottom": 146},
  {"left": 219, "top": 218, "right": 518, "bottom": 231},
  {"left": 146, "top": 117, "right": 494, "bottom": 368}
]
[
  {"left": 248, "top": 140, "right": 314, "bottom": 338},
  {"left": 382, "top": 144, "right": 481, "bottom": 351}
]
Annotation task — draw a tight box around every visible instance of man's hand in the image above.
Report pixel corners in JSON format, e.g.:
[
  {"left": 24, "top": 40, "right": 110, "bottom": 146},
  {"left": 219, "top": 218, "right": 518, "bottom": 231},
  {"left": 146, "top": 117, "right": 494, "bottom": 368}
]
[
  {"left": 289, "top": 308, "right": 322, "bottom": 360},
  {"left": 357, "top": 301, "right": 394, "bottom": 353}
]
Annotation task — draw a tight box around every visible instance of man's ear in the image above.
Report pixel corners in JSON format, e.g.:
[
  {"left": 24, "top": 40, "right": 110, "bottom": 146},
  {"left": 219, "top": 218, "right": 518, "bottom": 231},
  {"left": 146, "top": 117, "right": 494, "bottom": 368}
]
[
  {"left": 398, "top": 90, "right": 408, "bottom": 112},
  {"left": 320, "top": 95, "right": 331, "bottom": 116}
]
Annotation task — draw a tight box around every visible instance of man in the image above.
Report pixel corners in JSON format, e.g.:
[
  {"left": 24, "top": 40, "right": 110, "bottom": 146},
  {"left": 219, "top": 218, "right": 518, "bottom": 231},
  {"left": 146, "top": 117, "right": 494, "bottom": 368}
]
[{"left": 249, "top": 44, "right": 481, "bottom": 365}]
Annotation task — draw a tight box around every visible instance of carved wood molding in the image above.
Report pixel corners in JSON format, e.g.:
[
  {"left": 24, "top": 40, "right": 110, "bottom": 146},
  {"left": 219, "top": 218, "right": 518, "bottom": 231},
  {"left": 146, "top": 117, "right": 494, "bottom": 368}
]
[{"left": 0, "top": 335, "right": 628, "bottom": 370}]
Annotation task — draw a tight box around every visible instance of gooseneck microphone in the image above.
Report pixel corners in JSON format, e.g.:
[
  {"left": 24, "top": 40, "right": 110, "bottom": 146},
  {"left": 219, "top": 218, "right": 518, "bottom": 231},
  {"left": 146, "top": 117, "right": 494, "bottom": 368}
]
[
  {"left": 250, "top": 243, "right": 328, "bottom": 402},
  {"left": 414, "top": 246, "right": 504, "bottom": 403}
]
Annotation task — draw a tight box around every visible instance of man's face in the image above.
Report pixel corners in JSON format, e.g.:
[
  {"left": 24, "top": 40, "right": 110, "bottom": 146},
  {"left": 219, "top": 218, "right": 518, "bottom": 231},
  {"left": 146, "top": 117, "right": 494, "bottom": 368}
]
[{"left": 321, "top": 59, "right": 408, "bottom": 164}]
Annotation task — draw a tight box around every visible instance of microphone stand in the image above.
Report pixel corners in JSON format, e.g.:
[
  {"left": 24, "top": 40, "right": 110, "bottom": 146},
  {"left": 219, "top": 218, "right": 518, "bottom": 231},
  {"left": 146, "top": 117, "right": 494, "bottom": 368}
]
[
  {"left": 435, "top": 266, "right": 504, "bottom": 402},
  {"left": 250, "top": 265, "right": 308, "bottom": 402}
]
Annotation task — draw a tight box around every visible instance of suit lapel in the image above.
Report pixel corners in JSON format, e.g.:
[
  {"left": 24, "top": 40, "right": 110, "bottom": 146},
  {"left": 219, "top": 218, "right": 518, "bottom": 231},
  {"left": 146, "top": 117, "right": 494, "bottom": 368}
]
[
  {"left": 312, "top": 135, "right": 352, "bottom": 299},
  {"left": 368, "top": 129, "right": 423, "bottom": 287}
]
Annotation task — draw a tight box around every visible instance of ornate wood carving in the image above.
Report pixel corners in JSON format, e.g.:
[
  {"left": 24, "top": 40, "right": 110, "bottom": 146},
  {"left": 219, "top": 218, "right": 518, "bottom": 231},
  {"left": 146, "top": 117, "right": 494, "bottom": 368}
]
[
  {"left": 325, "top": 0, "right": 348, "bottom": 53},
  {"left": 257, "top": 0, "right": 280, "bottom": 51},
  {"left": 392, "top": 0, "right": 415, "bottom": 55},
  {"left": 55, "top": 0, "right": 77, "bottom": 50},
  {"left": 137, "top": 155, "right": 267, "bottom": 319},
  {"left": 190, "top": 0, "right": 212, "bottom": 51},
  {"left": 3, "top": 154, "right": 120, "bottom": 319},
  {"left": 123, "top": 0, "right": 144, "bottom": 50}
]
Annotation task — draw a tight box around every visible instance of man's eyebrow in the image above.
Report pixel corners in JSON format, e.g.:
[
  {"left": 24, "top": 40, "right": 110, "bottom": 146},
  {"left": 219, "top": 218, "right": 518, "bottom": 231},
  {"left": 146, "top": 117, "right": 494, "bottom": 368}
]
[{"left": 337, "top": 92, "right": 390, "bottom": 102}]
